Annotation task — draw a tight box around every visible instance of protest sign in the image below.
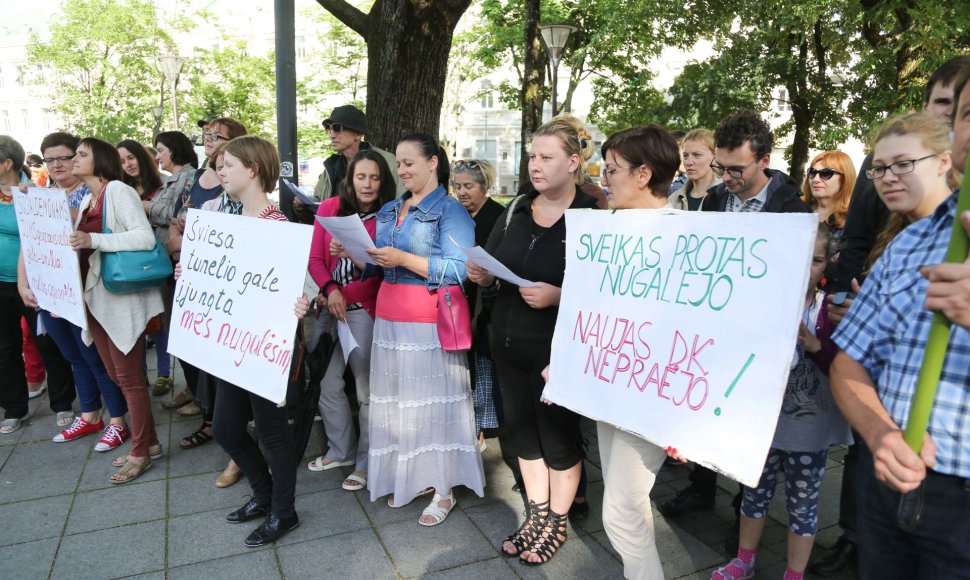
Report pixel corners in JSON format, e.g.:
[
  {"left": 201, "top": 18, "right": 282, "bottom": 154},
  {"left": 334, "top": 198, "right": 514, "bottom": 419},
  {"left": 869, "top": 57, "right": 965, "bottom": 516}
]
[
  {"left": 168, "top": 209, "right": 313, "bottom": 404},
  {"left": 544, "top": 209, "right": 817, "bottom": 486},
  {"left": 13, "top": 188, "right": 87, "bottom": 329}
]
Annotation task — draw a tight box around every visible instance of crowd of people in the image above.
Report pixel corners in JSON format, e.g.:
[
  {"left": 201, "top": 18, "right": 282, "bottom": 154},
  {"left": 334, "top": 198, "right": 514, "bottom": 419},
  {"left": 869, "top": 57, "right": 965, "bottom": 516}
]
[{"left": 1, "top": 54, "right": 969, "bottom": 579}]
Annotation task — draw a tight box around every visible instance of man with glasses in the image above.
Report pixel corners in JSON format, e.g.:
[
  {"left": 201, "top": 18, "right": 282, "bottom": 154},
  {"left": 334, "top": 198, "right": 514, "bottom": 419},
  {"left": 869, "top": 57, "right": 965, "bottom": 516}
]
[
  {"left": 312, "top": 105, "right": 400, "bottom": 201},
  {"left": 827, "top": 63, "right": 970, "bottom": 579},
  {"left": 659, "top": 110, "right": 809, "bottom": 550},
  {"left": 812, "top": 54, "right": 970, "bottom": 577}
]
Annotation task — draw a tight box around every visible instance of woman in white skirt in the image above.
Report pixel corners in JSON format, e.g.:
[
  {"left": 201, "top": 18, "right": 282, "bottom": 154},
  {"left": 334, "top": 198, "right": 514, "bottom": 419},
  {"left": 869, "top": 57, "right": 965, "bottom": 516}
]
[{"left": 365, "top": 132, "right": 485, "bottom": 526}]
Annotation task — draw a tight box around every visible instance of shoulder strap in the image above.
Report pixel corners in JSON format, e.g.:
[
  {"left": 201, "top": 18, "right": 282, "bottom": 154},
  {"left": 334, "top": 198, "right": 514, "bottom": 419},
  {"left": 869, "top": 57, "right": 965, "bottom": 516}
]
[
  {"left": 504, "top": 194, "right": 523, "bottom": 233},
  {"left": 100, "top": 185, "right": 109, "bottom": 233}
]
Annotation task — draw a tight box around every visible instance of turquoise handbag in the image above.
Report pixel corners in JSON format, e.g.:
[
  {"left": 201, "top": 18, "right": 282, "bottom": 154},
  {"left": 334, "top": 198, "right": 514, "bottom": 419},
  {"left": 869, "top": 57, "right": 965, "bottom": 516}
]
[{"left": 99, "top": 186, "right": 173, "bottom": 294}]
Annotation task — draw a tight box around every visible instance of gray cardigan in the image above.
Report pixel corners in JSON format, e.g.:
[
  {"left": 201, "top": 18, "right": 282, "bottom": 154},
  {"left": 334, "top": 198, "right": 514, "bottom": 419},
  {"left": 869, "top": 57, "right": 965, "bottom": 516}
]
[
  {"left": 148, "top": 164, "right": 196, "bottom": 245},
  {"left": 78, "top": 181, "right": 164, "bottom": 354}
]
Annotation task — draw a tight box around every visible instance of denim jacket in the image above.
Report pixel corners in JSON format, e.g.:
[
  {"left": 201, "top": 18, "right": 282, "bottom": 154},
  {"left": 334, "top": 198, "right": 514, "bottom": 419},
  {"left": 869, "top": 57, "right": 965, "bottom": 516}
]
[{"left": 375, "top": 184, "right": 475, "bottom": 290}]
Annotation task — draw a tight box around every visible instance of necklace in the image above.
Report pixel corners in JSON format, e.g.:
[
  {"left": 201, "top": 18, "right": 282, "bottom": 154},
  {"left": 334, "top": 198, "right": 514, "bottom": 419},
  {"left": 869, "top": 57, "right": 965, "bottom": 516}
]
[{"left": 0, "top": 188, "right": 12, "bottom": 203}]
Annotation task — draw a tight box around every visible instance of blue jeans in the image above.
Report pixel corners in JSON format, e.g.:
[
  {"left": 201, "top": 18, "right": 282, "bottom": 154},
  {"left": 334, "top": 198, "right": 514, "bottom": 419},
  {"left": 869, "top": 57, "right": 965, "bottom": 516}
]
[
  {"left": 142, "top": 327, "right": 171, "bottom": 377},
  {"left": 857, "top": 444, "right": 970, "bottom": 579},
  {"left": 41, "top": 311, "right": 127, "bottom": 418}
]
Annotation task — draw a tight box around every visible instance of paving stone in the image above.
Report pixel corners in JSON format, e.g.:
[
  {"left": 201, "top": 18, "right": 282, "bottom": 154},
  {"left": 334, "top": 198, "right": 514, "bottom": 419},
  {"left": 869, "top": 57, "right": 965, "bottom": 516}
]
[
  {"left": 417, "top": 556, "right": 518, "bottom": 579},
  {"left": 276, "top": 488, "right": 370, "bottom": 545},
  {"left": 0, "top": 439, "right": 85, "bottom": 503},
  {"left": 378, "top": 511, "right": 496, "bottom": 577},
  {"left": 168, "top": 471, "right": 249, "bottom": 517},
  {"left": 0, "top": 537, "right": 58, "bottom": 579},
  {"left": 278, "top": 528, "right": 397, "bottom": 579},
  {"left": 572, "top": 480, "right": 604, "bottom": 535},
  {"left": 52, "top": 520, "right": 165, "bottom": 579},
  {"left": 168, "top": 549, "right": 281, "bottom": 580},
  {"left": 76, "top": 443, "right": 168, "bottom": 492},
  {"left": 167, "top": 507, "right": 273, "bottom": 568},
  {"left": 514, "top": 533, "right": 624, "bottom": 580},
  {"left": 655, "top": 517, "right": 724, "bottom": 578},
  {"left": 293, "top": 460, "right": 346, "bottom": 496},
  {"left": 66, "top": 478, "right": 167, "bottom": 534},
  {"left": 0, "top": 494, "right": 72, "bottom": 546}
]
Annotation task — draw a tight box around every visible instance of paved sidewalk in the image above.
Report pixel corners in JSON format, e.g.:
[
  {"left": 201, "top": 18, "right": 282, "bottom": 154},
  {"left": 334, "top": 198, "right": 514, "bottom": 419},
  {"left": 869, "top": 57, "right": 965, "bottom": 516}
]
[{"left": 1, "top": 360, "right": 859, "bottom": 579}]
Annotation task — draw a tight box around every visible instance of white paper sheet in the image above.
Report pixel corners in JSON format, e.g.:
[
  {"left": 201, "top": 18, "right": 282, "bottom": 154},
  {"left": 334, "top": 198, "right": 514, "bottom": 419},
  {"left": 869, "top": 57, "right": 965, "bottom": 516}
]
[
  {"left": 336, "top": 319, "right": 359, "bottom": 363},
  {"left": 283, "top": 180, "right": 320, "bottom": 210},
  {"left": 315, "top": 214, "right": 377, "bottom": 265},
  {"left": 461, "top": 245, "right": 539, "bottom": 287}
]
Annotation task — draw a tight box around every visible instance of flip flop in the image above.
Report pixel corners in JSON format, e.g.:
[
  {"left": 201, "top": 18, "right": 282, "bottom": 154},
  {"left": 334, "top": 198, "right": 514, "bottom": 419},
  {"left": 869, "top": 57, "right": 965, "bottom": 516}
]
[
  {"left": 342, "top": 474, "right": 367, "bottom": 491},
  {"left": 387, "top": 487, "right": 434, "bottom": 508},
  {"left": 0, "top": 417, "right": 24, "bottom": 434},
  {"left": 419, "top": 493, "right": 456, "bottom": 527},
  {"left": 110, "top": 456, "right": 153, "bottom": 485},
  {"left": 307, "top": 456, "right": 354, "bottom": 472}
]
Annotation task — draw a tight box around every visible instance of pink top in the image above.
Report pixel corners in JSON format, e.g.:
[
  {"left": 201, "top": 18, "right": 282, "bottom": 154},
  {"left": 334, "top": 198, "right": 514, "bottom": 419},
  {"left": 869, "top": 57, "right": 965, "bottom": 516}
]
[
  {"left": 309, "top": 197, "right": 380, "bottom": 317},
  {"left": 375, "top": 282, "right": 438, "bottom": 323}
]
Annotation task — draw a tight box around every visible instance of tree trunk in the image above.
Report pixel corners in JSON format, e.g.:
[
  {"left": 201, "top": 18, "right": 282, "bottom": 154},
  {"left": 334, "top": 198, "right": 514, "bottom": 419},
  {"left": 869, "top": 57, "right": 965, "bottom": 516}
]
[
  {"left": 519, "top": 0, "right": 544, "bottom": 187},
  {"left": 317, "top": 0, "right": 472, "bottom": 150}
]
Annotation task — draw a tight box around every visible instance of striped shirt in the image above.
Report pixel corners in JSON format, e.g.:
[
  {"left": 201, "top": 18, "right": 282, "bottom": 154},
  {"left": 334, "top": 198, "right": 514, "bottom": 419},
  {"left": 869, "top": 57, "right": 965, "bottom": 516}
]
[{"left": 833, "top": 192, "right": 970, "bottom": 477}]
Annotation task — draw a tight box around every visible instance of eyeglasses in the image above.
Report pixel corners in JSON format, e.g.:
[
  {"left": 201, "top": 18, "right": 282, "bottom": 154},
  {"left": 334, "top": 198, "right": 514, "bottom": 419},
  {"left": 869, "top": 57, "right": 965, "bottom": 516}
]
[
  {"left": 43, "top": 155, "right": 76, "bottom": 165},
  {"left": 865, "top": 154, "right": 937, "bottom": 180},
  {"left": 453, "top": 160, "right": 480, "bottom": 170},
  {"left": 203, "top": 131, "right": 229, "bottom": 142},
  {"left": 27, "top": 163, "right": 42, "bottom": 169},
  {"left": 710, "top": 159, "right": 757, "bottom": 178},
  {"left": 323, "top": 123, "right": 345, "bottom": 133},
  {"left": 807, "top": 167, "right": 842, "bottom": 181}
]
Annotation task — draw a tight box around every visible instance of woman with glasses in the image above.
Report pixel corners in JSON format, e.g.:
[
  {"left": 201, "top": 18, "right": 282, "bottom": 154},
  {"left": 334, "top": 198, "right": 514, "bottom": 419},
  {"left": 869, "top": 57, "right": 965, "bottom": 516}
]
[
  {"left": 452, "top": 159, "right": 505, "bottom": 450},
  {"left": 305, "top": 149, "right": 396, "bottom": 492},
  {"left": 467, "top": 115, "right": 599, "bottom": 565},
  {"left": 66, "top": 137, "right": 165, "bottom": 483},
  {"left": 863, "top": 112, "right": 955, "bottom": 273},
  {"left": 667, "top": 128, "right": 720, "bottom": 211},
  {"left": 800, "top": 151, "right": 856, "bottom": 239}
]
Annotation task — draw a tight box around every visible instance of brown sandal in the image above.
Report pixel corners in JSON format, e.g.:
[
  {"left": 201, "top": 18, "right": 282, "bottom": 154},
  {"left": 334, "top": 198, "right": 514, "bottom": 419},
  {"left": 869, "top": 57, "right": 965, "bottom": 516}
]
[
  {"left": 110, "top": 456, "right": 152, "bottom": 485},
  {"left": 161, "top": 390, "right": 194, "bottom": 410},
  {"left": 503, "top": 499, "right": 550, "bottom": 557}
]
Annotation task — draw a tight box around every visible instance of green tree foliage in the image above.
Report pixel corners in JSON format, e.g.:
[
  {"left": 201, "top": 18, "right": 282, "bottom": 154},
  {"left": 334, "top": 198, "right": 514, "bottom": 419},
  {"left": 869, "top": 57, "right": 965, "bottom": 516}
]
[
  {"left": 181, "top": 42, "right": 277, "bottom": 140},
  {"left": 25, "top": 0, "right": 170, "bottom": 143}
]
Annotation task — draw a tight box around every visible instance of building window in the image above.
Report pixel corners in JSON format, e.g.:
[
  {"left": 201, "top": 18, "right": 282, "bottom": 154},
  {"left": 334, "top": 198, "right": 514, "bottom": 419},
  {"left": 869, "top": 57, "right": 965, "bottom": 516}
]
[
  {"left": 502, "top": 151, "right": 508, "bottom": 161},
  {"left": 776, "top": 89, "right": 791, "bottom": 112},
  {"left": 0, "top": 111, "right": 9, "bottom": 132},
  {"left": 21, "top": 109, "right": 29, "bottom": 130},
  {"left": 475, "top": 139, "right": 497, "bottom": 160},
  {"left": 0, "top": 66, "right": 4, "bottom": 89},
  {"left": 296, "top": 36, "right": 306, "bottom": 58},
  {"left": 480, "top": 81, "right": 494, "bottom": 109}
]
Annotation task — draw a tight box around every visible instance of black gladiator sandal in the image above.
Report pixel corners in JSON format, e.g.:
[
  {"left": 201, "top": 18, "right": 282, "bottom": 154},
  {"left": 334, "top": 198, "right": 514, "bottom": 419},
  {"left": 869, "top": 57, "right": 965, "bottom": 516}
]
[
  {"left": 502, "top": 499, "right": 550, "bottom": 557},
  {"left": 519, "top": 508, "right": 568, "bottom": 566}
]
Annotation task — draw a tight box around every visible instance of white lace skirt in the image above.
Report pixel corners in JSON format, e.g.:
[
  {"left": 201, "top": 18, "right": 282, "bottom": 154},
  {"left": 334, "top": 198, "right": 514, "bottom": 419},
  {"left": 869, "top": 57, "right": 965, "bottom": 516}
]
[{"left": 367, "top": 318, "right": 486, "bottom": 503}]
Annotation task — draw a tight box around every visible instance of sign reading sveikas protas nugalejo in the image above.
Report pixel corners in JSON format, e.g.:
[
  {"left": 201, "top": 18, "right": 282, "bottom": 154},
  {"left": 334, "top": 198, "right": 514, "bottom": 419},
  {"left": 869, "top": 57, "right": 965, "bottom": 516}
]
[
  {"left": 544, "top": 209, "right": 817, "bottom": 486},
  {"left": 168, "top": 209, "right": 312, "bottom": 404}
]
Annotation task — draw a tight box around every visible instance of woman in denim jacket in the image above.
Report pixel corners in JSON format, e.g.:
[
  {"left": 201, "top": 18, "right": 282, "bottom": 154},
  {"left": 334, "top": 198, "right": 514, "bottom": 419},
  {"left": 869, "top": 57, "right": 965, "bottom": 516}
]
[{"left": 365, "top": 133, "right": 485, "bottom": 526}]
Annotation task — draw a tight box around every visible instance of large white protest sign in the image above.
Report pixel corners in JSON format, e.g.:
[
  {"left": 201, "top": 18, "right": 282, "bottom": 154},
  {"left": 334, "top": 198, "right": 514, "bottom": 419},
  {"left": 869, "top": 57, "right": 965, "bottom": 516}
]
[
  {"left": 169, "top": 209, "right": 313, "bottom": 404},
  {"left": 13, "top": 188, "right": 87, "bottom": 329},
  {"left": 544, "top": 209, "right": 817, "bottom": 487}
]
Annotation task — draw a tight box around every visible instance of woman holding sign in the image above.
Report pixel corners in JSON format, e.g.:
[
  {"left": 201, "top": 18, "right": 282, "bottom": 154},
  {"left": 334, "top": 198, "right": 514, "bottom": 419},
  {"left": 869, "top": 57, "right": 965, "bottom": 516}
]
[
  {"left": 306, "top": 149, "right": 396, "bottom": 492},
  {"left": 68, "top": 137, "right": 165, "bottom": 483},
  {"left": 466, "top": 115, "right": 599, "bottom": 565},
  {"left": 365, "top": 132, "right": 485, "bottom": 526}
]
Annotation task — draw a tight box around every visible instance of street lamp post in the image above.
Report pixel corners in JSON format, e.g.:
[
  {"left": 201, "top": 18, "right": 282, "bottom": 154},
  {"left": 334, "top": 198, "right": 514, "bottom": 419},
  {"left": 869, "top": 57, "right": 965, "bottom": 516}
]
[
  {"left": 150, "top": 105, "right": 163, "bottom": 137},
  {"left": 539, "top": 24, "right": 576, "bottom": 118},
  {"left": 157, "top": 55, "right": 186, "bottom": 130}
]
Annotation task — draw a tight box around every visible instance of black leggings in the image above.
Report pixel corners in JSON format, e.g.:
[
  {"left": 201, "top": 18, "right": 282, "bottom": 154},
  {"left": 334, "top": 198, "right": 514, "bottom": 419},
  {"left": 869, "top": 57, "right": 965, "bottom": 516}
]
[
  {"left": 492, "top": 335, "right": 583, "bottom": 471},
  {"left": 212, "top": 378, "right": 298, "bottom": 518}
]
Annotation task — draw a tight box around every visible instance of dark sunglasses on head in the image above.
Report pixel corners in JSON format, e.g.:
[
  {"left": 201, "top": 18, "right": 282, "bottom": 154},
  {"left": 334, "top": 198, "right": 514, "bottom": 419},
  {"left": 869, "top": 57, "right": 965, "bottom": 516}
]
[
  {"left": 323, "top": 123, "right": 345, "bottom": 133},
  {"left": 453, "top": 160, "right": 480, "bottom": 170},
  {"left": 807, "top": 167, "right": 842, "bottom": 181}
]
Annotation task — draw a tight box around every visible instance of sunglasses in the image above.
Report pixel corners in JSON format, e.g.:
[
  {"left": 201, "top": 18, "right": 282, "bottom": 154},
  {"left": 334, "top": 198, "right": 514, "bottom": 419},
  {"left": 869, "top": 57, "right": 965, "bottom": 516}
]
[
  {"left": 323, "top": 123, "right": 345, "bottom": 133},
  {"left": 807, "top": 167, "right": 842, "bottom": 181},
  {"left": 453, "top": 160, "right": 480, "bottom": 170}
]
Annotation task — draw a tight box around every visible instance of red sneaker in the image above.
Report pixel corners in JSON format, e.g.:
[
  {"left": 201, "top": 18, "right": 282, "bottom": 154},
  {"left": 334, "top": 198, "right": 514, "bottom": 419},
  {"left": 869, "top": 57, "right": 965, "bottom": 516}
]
[
  {"left": 52, "top": 417, "right": 105, "bottom": 442},
  {"left": 94, "top": 423, "right": 130, "bottom": 452}
]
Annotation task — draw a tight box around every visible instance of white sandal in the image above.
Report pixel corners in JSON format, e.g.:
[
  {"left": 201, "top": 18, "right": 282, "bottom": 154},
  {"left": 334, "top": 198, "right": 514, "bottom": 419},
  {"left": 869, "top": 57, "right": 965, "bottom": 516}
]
[
  {"left": 342, "top": 474, "right": 367, "bottom": 491},
  {"left": 419, "top": 493, "right": 456, "bottom": 527}
]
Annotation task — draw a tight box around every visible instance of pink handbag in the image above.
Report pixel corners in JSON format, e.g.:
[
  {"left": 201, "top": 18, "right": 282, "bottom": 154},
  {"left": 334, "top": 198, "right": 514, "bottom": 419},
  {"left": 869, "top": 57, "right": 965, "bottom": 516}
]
[{"left": 437, "top": 261, "right": 472, "bottom": 351}]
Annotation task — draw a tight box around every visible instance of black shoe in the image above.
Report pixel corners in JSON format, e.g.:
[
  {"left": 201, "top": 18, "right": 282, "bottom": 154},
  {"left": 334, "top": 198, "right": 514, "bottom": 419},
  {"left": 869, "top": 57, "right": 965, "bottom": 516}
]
[
  {"left": 568, "top": 499, "right": 590, "bottom": 522},
  {"left": 226, "top": 498, "right": 269, "bottom": 524},
  {"left": 658, "top": 488, "right": 715, "bottom": 518},
  {"left": 244, "top": 513, "right": 300, "bottom": 547},
  {"left": 723, "top": 516, "right": 740, "bottom": 555},
  {"left": 809, "top": 537, "right": 857, "bottom": 577}
]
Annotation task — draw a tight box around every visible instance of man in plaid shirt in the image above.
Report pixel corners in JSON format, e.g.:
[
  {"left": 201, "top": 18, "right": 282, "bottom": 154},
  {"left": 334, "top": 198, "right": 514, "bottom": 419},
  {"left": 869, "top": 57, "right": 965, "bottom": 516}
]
[{"left": 831, "top": 64, "right": 970, "bottom": 579}]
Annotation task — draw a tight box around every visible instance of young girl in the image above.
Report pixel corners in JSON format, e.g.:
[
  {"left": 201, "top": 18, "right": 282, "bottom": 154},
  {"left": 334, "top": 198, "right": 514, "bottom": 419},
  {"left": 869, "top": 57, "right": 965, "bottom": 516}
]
[{"left": 712, "top": 224, "right": 851, "bottom": 580}]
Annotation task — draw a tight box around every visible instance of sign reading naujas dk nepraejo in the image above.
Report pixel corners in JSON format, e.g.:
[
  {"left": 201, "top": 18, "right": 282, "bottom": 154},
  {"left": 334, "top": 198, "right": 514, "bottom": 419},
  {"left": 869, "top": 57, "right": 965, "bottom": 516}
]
[
  {"left": 168, "top": 209, "right": 313, "bottom": 404},
  {"left": 13, "top": 188, "right": 87, "bottom": 329},
  {"left": 544, "top": 209, "right": 817, "bottom": 487}
]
